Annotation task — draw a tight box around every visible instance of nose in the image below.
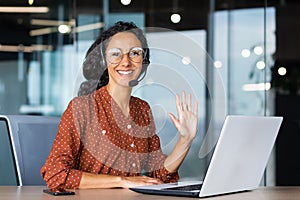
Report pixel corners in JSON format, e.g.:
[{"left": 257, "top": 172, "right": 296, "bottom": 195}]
[{"left": 119, "top": 52, "right": 131, "bottom": 66}]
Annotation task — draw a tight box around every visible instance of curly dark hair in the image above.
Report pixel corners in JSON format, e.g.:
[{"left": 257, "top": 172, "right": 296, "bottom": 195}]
[{"left": 78, "top": 21, "right": 150, "bottom": 96}]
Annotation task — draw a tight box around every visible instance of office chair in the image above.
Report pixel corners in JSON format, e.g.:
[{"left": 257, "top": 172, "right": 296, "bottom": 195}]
[{"left": 0, "top": 115, "right": 60, "bottom": 186}]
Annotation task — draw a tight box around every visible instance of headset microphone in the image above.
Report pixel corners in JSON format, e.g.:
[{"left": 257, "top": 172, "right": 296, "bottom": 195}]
[
  {"left": 128, "top": 67, "right": 147, "bottom": 87},
  {"left": 129, "top": 79, "right": 139, "bottom": 87}
]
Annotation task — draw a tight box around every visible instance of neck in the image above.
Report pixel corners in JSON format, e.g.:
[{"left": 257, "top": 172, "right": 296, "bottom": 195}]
[{"left": 106, "top": 83, "right": 132, "bottom": 115}]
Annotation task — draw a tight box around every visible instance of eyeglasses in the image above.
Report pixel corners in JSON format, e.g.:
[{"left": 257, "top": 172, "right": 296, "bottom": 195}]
[{"left": 106, "top": 47, "right": 145, "bottom": 64}]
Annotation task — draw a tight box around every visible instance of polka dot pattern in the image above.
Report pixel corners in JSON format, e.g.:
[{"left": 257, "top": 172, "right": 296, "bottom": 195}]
[{"left": 40, "top": 86, "right": 179, "bottom": 189}]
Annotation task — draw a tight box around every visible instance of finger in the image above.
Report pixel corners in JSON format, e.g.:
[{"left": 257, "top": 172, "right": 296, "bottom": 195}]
[
  {"left": 182, "top": 91, "right": 186, "bottom": 107},
  {"left": 181, "top": 91, "right": 189, "bottom": 111},
  {"left": 194, "top": 100, "right": 199, "bottom": 116},
  {"left": 140, "top": 176, "right": 163, "bottom": 184},
  {"left": 144, "top": 178, "right": 163, "bottom": 183},
  {"left": 175, "top": 94, "right": 181, "bottom": 112},
  {"left": 168, "top": 113, "right": 179, "bottom": 128},
  {"left": 187, "top": 93, "right": 192, "bottom": 110}
]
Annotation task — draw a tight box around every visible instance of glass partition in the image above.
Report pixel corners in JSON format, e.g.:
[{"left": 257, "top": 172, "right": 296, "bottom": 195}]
[{"left": 212, "top": 5, "right": 276, "bottom": 185}]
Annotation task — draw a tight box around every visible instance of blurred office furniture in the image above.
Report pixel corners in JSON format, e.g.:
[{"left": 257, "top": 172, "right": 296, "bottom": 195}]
[
  {"left": 0, "top": 115, "right": 18, "bottom": 185},
  {"left": 0, "top": 115, "right": 60, "bottom": 186}
]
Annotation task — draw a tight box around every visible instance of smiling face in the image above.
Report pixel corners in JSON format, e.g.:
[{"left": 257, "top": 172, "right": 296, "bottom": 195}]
[{"left": 105, "top": 32, "right": 143, "bottom": 88}]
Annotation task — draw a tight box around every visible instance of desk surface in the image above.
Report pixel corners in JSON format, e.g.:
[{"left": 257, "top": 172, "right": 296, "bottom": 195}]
[{"left": 0, "top": 186, "right": 299, "bottom": 200}]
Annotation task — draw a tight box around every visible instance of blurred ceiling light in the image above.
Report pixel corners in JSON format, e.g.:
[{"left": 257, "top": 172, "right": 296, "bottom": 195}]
[
  {"left": 0, "top": 44, "right": 52, "bottom": 53},
  {"left": 278, "top": 67, "right": 287, "bottom": 76},
  {"left": 242, "top": 82, "right": 271, "bottom": 91},
  {"left": 30, "top": 44, "right": 53, "bottom": 51},
  {"left": 31, "top": 19, "right": 75, "bottom": 26},
  {"left": 74, "top": 22, "right": 104, "bottom": 33},
  {"left": 170, "top": 13, "right": 181, "bottom": 23},
  {"left": 58, "top": 25, "right": 71, "bottom": 34},
  {"left": 253, "top": 46, "right": 263, "bottom": 55},
  {"left": 171, "top": 0, "right": 180, "bottom": 23},
  {"left": 241, "top": 49, "right": 251, "bottom": 58},
  {"left": 28, "top": 0, "right": 34, "bottom": 6},
  {"left": 214, "top": 60, "right": 223, "bottom": 68},
  {"left": 0, "top": 7, "right": 49, "bottom": 13},
  {"left": 30, "top": 22, "right": 104, "bottom": 36},
  {"left": 256, "top": 60, "right": 265, "bottom": 70},
  {"left": 120, "top": 0, "right": 131, "bottom": 5},
  {"left": 30, "top": 27, "right": 57, "bottom": 36}
]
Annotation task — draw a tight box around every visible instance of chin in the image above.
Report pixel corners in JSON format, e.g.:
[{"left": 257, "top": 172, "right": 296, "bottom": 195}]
[{"left": 116, "top": 80, "right": 132, "bottom": 88}]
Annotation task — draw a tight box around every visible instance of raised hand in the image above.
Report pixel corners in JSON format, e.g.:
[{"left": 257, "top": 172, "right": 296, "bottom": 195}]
[{"left": 168, "top": 91, "right": 199, "bottom": 142}]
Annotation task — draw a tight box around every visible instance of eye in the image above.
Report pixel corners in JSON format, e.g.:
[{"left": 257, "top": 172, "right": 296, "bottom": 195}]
[
  {"left": 129, "top": 47, "right": 143, "bottom": 57},
  {"left": 129, "top": 50, "right": 140, "bottom": 57},
  {"left": 107, "top": 48, "right": 123, "bottom": 64},
  {"left": 108, "top": 48, "right": 122, "bottom": 57}
]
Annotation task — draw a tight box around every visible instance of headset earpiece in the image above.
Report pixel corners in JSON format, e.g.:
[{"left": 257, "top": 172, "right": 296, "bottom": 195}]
[
  {"left": 142, "top": 47, "right": 150, "bottom": 73},
  {"left": 99, "top": 43, "right": 107, "bottom": 68}
]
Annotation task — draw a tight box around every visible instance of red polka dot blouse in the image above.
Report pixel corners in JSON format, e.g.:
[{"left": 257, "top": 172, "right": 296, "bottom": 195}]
[{"left": 40, "top": 86, "right": 179, "bottom": 189}]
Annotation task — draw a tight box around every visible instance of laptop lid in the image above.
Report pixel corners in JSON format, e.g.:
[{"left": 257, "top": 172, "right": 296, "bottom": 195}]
[
  {"left": 199, "top": 115, "right": 283, "bottom": 197},
  {"left": 129, "top": 115, "right": 283, "bottom": 198}
]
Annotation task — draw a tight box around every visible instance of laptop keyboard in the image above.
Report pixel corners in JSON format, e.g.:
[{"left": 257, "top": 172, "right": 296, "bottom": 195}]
[{"left": 163, "top": 184, "right": 202, "bottom": 191}]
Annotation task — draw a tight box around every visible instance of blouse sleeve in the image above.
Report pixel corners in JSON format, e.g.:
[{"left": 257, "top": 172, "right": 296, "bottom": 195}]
[
  {"left": 144, "top": 104, "right": 179, "bottom": 183},
  {"left": 147, "top": 135, "right": 179, "bottom": 183},
  {"left": 40, "top": 99, "right": 84, "bottom": 189}
]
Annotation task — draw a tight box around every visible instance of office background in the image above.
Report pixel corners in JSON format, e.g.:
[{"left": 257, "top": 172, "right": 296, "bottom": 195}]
[{"left": 0, "top": 0, "right": 299, "bottom": 186}]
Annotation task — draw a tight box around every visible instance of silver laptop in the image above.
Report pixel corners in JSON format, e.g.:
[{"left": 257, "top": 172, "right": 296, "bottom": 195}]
[{"left": 130, "top": 115, "right": 283, "bottom": 198}]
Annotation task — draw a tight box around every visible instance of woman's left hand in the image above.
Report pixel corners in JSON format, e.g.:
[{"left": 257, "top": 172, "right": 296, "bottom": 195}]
[{"left": 168, "top": 91, "right": 198, "bottom": 142}]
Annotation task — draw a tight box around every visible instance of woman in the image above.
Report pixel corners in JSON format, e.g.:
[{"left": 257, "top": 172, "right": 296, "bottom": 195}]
[{"left": 41, "top": 21, "right": 198, "bottom": 189}]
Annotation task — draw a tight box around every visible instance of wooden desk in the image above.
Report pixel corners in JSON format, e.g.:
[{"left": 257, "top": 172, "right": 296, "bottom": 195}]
[{"left": 0, "top": 186, "right": 299, "bottom": 200}]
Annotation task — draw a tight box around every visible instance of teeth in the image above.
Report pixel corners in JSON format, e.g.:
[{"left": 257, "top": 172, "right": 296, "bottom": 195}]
[{"left": 118, "top": 70, "right": 133, "bottom": 75}]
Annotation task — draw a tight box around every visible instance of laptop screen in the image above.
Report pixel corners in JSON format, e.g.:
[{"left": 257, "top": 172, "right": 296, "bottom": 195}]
[{"left": 0, "top": 118, "right": 19, "bottom": 185}]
